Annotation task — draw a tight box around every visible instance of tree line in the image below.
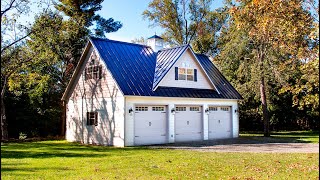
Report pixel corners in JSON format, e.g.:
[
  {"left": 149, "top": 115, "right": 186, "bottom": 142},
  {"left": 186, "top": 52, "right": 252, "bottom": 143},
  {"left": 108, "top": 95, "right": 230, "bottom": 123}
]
[{"left": 1, "top": 0, "right": 318, "bottom": 140}]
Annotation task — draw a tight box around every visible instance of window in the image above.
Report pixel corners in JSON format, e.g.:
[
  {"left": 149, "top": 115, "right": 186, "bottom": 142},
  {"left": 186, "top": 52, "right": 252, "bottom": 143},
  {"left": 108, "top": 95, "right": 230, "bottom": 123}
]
[
  {"left": 209, "top": 107, "right": 218, "bottom": 111},
  {"left": 135, "top": 106, "right": 148, "bottom": 111},
  {"left": 175, "top": 67, "right": 197, "bottom": 81},
  {"left": 152, "top": 107, "right": 165, "bottom": 111},
  {"left": 178, "top": 68, "right": 186, "bottom": 80},
  {"left": 187, "top": 69, "right": 194, "bottom": 81},
  {"left": 87, "top": 112, "right": 98, "bottom": 126},
  {"left": 85, "top": 59, "right": 102, "bottom": 80},
  {"left": 190, "top": 107, "right": 200, "bottom": 111},
  {"left": 178, "top": 68, "right": 194, "bottom": 81},
  {"left": 221, "top": 107, "right": 230, "bottom": 111},
  {"left": 176, "top": 107, "right": 186, "bottom": 111}
]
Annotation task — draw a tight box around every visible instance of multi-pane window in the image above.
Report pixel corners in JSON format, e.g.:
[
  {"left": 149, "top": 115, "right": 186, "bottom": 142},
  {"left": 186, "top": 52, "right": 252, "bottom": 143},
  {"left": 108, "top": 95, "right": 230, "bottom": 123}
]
[
  {"left": 209, "top": 107, "right": 218, "bottom": 111},
  {"left": 187, "top": 69, "right": 194, "bottom": 81},
  {"left": 87, "top": 112, "right": 98, "bottom": 126},
  {"left": 152, "top": 107, "right": 165, "bottom": 111},
  {"left": 176, "top": 107, "right": 186, "bottom": 111},
  {"left": 190, "top": 107, "right": 200, "bottom": 111},
  {"left": 135, "top": 106, "right": 148, "bottom": 111},
  {"left": 178, "top": 68, "right": 194, "bottom": 81},
  {"left": 178, "top": 68, "right": 186, "bottom": 80},
  {"left": 221, "top": 107, "right": 230, "bottom": 111},
  {"left": 85, "top": 59, "right": 102, "bottom": 80}
]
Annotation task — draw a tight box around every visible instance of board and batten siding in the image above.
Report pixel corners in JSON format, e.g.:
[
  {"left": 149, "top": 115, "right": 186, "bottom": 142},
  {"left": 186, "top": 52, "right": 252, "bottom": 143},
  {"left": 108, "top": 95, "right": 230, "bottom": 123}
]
[
  {"left": 124, "top": 96, "right": 239, "bottom": 146},
  {"left": 66, "top": 46, "right": 125, "bottom": 147},
  {"left": 158, "top": 49, "right": 214, "bottom": 90}
]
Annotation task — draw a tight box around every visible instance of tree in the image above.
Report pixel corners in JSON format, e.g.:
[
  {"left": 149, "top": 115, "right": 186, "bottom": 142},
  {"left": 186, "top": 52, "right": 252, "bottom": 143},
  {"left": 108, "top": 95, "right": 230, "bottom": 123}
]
[
  {"left": 55, "top": 0, "right": 122, "bottom": 38},
  {"left": 230, "top": 0, "right": 313, "bottom": 136},
  {"left": 131, "top": 37, "right": 148, "bottom": 45},
  {"left": 143, "top": 0, "right": 213, "bottom": 46},
  {"left": 1, "top": 0, "right": 31, "bottom": 140}
]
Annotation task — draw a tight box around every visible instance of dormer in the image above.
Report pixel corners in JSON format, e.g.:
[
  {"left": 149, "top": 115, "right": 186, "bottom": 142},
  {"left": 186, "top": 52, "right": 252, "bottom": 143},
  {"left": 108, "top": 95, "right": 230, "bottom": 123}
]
[{"left": 147, "top": 35, "right": 164, "bottom": 52}]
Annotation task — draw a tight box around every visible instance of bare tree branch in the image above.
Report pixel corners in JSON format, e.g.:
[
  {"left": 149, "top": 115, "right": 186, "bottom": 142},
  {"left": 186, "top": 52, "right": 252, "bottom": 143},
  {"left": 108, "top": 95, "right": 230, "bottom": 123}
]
[
  {"left": 1, "top": 0, "right": 17, "bottom": 19},
  {"left": 1, "top": 30, "right": 32, "bottom": 54}
]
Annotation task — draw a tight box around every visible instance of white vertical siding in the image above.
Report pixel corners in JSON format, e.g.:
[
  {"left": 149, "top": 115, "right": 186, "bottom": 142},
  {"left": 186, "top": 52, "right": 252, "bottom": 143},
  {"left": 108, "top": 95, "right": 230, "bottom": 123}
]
[
  {"left": 202, "top": 104, "right": 209, "bottom": 140},
  {"left": 66, "top": 46, "right": 125, "bottom": 147},
  {"left": 168, "top": 104, "right": 175, "bottom": 143},
  {"left": 232, "top": 103, "right": 239, "bottom": 137},
  {"left": 125, "top": 96, "right": 239, "bottom": 146},
  {"left": 158, "top": 49, "right": 214, "bottom": 89}
]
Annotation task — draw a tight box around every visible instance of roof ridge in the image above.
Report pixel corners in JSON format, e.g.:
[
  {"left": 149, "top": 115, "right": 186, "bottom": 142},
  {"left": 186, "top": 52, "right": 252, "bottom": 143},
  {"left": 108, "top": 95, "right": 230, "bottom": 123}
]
[
  {"left": 89, "top": 36, "right": 153, "bottom": 49},
  {"left": 194, "top": 53, "right": 207, "bottom": 56},
  {"left": 159, "top": 44, "right": 189, "bottom": 52}
]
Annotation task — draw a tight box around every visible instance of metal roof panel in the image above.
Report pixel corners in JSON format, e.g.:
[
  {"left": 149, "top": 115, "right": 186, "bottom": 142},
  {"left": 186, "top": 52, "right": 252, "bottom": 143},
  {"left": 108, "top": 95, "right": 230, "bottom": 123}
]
[{"left": 88, "top": 37, "right": 242, "bottom": 99}]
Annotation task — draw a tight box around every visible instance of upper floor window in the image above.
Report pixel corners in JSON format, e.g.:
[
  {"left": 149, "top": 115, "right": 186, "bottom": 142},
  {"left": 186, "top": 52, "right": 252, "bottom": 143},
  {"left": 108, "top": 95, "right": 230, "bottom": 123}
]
[
  {"left": 175, "top": 67, "right": 197, "bottom": 82},
  {"left": 85, "top": 59, "right": 102, "bottom": 80}
]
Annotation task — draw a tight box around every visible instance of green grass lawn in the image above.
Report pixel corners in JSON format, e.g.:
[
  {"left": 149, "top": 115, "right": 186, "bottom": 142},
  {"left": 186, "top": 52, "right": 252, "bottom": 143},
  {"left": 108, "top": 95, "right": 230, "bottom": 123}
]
[
  {"left": 1, "top": 140, "right": 319, "bottom": 180},
  {"left": 240, "top": 130, "right": 319, "bottom": 143}
]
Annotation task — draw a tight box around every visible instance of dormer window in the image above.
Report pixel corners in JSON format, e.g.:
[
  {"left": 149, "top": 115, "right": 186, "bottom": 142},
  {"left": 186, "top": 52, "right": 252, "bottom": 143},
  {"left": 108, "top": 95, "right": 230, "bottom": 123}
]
[
  {"left": 85, "top": 58, "right": 102, "bottom": 80},
  {"left": 175, "top": 67, "right": 197, "bottom": 81}
]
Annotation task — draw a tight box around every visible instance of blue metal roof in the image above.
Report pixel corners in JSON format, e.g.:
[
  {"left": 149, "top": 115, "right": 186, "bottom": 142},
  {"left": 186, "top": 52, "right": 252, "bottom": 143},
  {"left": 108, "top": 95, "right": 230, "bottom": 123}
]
[
  {"left": 196, "top": 54, "right": 242, "bottom": 99},
  {"left": 153, "top": 45, "right": 189, "bottom": 89},
  {"left": 89, "top": 37, "right": 242, "bottom": 99}
]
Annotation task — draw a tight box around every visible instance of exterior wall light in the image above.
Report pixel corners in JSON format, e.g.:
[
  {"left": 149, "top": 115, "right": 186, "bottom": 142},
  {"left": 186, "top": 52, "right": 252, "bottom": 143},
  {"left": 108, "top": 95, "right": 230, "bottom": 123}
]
[
  {"left": 205, "top": 108, "right": 209, "bottom": 114},
  {"left": 235, "top": 109, "right": 238, "bottom": 113},
  {"left": 171, "top": 108, "right": 176, "bottom": 114},
  {"left": 129, "top": 108, "right": 133, "bottom": 114}
]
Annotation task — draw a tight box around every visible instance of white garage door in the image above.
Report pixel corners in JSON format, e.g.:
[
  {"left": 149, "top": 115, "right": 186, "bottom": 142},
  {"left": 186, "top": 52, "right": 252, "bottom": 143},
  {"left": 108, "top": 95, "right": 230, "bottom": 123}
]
[
  {"left": 175, "top": 106, "right": 202, "bottom": 142},
  {"left": 208, "top": 106, "right": 232, "bottom": 139},
  {"left": 134, "top": 106, "right": 167, "bottom": 145}
]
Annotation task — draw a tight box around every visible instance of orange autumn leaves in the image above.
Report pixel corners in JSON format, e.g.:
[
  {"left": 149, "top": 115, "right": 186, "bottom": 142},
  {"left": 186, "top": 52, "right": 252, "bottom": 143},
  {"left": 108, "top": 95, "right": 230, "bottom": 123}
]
[{"left": 230, "top": 0, "right": 313, "bottom": 58}]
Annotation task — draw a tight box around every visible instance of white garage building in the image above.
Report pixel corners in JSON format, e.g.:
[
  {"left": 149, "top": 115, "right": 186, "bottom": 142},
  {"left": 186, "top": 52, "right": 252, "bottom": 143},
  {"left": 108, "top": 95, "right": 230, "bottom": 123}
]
[{"left": 62, "top": 35, "right": 242, "bottom": 147}]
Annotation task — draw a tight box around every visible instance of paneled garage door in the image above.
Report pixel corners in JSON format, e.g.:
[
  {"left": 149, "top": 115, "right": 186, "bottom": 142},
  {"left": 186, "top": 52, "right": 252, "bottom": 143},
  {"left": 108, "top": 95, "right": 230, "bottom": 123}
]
[
  {"left": 208, "top": 106, "right": 232, "bottom": 139},
  {"left": 134, "top": 106, "right": 167, "bottom": 145},
  {"left": 175, "top": 106, "right": 202, "bottom": 142}
]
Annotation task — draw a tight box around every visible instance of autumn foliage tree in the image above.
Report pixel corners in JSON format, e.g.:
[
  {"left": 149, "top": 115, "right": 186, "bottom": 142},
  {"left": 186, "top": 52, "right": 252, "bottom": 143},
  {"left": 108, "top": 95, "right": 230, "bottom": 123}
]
[{"left": 230, "top": 0, "right": 314, "bottom": 136}]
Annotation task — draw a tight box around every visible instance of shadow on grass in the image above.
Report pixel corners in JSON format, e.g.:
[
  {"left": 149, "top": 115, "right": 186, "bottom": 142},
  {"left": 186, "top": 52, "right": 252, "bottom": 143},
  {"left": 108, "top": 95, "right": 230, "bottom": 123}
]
[
  {"left": 1, "top": 166, "right": 73, "bottom": 172},
  {"left": 1, "top": 140, "right": 152, "bottom": 160},
  {"left": 150, "top": 131, "right": 319, "bottom": 147}
]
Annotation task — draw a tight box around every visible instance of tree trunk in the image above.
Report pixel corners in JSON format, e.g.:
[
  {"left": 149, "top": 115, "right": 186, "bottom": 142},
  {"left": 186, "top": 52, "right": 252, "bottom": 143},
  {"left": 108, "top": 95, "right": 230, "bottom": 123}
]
[
  {"left": 60, "top": 101, "right": 66, "bottom": 137},
  {"left": 260, "top": 76, "right": 270, "bottom": 137},
  {"left": 258, "top": 45, "right": 270, "bottom": 137},
  {"left": 1, "top": 80, "right": 8, "bottom": 141}
]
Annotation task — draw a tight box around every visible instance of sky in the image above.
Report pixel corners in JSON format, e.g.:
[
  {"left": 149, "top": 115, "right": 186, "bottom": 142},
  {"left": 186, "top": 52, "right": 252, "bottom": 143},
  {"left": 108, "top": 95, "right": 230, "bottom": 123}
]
[
  {"left": 4, "top": 0, "right": 223, "bottom": 43},
  {"left": 98, "top": 0, "right": 224, "bottom": 43}
]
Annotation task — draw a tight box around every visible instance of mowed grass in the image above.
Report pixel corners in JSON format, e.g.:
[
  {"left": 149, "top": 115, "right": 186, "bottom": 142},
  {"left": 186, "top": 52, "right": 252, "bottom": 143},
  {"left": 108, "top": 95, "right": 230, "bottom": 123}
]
[
  {"left": 240, "top": 130, "right": 319, "bottom": 143},
  {"left": 1, "top": 140, "right": 319, "bottom": 180}
]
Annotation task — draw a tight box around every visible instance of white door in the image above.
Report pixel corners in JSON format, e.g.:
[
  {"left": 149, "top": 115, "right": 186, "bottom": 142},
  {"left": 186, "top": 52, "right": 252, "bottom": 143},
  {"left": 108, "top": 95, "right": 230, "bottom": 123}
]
[
  {"left": 208, "top": 106, "right": 232, "bottom": 139},
  {"left": 134, "top": 106, "right": 167, "bottom": 145},
  {"left": 175, "top": 106, "right": 202, "bottom": 142}
]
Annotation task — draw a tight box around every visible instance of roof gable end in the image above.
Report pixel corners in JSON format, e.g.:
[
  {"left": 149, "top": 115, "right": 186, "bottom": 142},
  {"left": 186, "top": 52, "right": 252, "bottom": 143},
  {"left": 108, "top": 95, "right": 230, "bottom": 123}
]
[{"left": 152, "top": 45, "right": 220, "bottom": 93}]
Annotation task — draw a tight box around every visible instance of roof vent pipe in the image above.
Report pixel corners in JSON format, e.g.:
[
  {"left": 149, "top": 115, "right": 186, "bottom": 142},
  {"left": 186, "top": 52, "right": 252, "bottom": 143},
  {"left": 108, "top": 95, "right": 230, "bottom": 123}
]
[{"left": 147, "top": 35, "right": 164, "bottom": 52}]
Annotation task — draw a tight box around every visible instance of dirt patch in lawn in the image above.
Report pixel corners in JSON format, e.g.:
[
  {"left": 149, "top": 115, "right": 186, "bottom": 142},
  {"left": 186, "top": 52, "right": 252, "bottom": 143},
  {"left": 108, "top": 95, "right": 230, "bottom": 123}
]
[{"left": 149, "top": 137, "right": 319, "bottom": 153}]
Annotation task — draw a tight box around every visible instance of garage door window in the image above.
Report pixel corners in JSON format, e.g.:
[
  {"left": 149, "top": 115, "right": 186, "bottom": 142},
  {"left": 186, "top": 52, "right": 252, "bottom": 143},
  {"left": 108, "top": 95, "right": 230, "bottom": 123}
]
[
  {"left": 136, "top": 107, "right": 148, "bottom": 111},
  {"left": 190, "top": 107, "right": 200, "bottom": 111},
  {"left": 176, "top": 107, "right": 186, "bottom": 111},
  {"left": 209, "top": 107, "right": 218, "bottom": 111},
  {"left": 152, "top": 107, "right": 164, "bottom": 111},
  {"left": 221, "top": 107, "right": 230, "bottom": 111}
]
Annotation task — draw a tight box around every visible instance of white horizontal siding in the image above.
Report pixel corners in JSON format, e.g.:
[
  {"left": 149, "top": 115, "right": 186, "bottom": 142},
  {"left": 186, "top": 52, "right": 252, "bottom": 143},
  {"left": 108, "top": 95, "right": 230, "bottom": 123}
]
[
  {"left": 158, "top": 49, "right": 213, "bottom": 89},
  {"left": 66, "top": 46, "right": 125, "bottom": 147}
]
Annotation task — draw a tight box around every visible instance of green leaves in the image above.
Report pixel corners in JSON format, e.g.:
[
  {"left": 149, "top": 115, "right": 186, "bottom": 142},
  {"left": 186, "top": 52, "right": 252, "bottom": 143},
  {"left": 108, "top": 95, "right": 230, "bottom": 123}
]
[{"left": 143, "top": 0, "right": 219, "bottom": 48}]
